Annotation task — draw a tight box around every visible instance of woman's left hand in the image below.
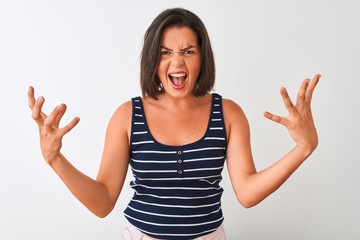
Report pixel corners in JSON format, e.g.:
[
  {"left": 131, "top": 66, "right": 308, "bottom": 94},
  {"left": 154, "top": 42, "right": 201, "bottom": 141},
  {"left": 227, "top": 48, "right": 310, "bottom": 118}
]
[{"left": 263, "top": 74, "right": 321, "bottom": 155}]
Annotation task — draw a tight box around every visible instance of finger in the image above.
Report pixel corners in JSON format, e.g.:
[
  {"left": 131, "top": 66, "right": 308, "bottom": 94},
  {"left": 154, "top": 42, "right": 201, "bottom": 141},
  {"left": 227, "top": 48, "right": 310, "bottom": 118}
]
[
  {"left": 305, "top": 74, "right": 321, "bottom": 104},
  {"left": 53, "top": 104, "right": 67, "bottom": 128},
  {"left": 28, "top": 86, "right": 48, "bottom": 119},
  {"left": 60, "top": 117, "right": 80, "bottom": 136},
  {"left": 28, "top": 86, "right": 35, "bottom": 109},
  {"left": 31, "top": 96, "right": 45, "bottom": 124},
  {"left": 263, "top": 111, "right": 287, "bottom": 125},
  {"left": 296, "top": 78, "right": 310, "bottom": 106},
  {"left": 280, "top": 87, "right": 295, "bottom": 113},
  {"left": 44, "top": 104, "right": 66, "bottom": 128}
]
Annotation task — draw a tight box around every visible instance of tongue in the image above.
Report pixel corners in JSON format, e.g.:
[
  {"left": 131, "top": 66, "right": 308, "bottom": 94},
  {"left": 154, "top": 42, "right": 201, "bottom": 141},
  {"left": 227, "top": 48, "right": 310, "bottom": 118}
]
[{"left": 172, "top": 76, "right": 186, "bottom": 86}]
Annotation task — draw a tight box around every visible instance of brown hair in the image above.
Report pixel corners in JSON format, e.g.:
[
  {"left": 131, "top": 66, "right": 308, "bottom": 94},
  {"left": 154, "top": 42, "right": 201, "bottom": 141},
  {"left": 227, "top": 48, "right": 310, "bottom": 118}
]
[{"left": 140, "top": 8, "right": 215, "bottom": 99}]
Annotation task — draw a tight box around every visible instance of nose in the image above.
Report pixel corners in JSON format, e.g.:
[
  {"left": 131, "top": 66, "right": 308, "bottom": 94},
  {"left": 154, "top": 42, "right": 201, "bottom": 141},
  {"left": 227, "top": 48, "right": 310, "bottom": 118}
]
[{"left": 170, "top": 52, "right": 185, "bottom": 66}]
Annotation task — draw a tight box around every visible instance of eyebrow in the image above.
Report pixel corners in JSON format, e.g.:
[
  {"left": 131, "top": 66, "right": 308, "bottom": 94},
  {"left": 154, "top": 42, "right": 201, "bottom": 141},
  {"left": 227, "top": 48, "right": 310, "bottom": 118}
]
[{"left": 160, "top": 45, "right": 197, "bottom": 51}]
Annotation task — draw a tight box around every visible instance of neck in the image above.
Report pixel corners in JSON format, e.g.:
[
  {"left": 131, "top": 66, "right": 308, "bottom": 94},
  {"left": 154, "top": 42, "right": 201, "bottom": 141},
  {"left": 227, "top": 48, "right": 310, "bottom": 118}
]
[{"left": 156, "top": 92, "right": 210, "bottom": 111}]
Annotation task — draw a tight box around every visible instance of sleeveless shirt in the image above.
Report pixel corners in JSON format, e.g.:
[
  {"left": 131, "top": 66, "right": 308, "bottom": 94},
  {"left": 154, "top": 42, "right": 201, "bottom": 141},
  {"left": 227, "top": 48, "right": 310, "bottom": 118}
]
[{"left": 124, "top": 93, "right": 227, "bottom": 240}]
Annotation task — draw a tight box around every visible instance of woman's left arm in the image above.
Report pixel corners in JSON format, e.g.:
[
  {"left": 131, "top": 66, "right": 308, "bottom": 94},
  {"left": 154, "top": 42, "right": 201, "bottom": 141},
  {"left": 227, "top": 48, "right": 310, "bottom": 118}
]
[{"left": 225, "top": 74, "right": 320, "bottom": 208}]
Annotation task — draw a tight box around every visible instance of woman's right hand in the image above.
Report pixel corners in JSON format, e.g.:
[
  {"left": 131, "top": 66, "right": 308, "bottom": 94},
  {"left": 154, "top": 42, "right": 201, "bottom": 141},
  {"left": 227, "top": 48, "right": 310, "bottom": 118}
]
[{"left": 28, "top": 86, "right": 80, "bottom": 165}]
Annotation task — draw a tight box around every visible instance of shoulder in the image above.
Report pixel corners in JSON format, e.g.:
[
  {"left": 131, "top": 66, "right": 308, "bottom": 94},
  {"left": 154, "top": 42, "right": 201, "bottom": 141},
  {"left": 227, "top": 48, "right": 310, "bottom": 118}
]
[
  {"left": 222, "top": 97, "right": 250, "bottom": 137},
  {"left": 222, "top": 98, "right": 247, "bottom": 120},
  {"left": 112, "top": 100, "right": 132, "bottom": 121},
  {"left": 107, "top": 100, "right": 132, "bottom": 138}
]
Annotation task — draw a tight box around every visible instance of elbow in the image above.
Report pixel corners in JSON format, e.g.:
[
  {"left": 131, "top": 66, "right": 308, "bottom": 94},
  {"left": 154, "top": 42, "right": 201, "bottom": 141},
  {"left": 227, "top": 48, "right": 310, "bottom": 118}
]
[
  {"left": 91, "top": 202, "right": 115, "bottom": 218},
  {"left": 238, "top": 199, "right": 256, "bottom": 209},
  {"left": 242, "top": 202, "right": 258, "bottom": 209},
  {"left": 92, "top": 187, "right": 116, "bottom": 218},
  {"left": 93, "top": 208, "right": 112, "bottom": 218},
  {"left": 236, "top": 193, "right": 261, "bottom": 209},
  {"left": 239, "top": 201, "right": 253, "bottom": 209},
  {"left": 95, "top": 211, "right": 110, "bottom": 219}
]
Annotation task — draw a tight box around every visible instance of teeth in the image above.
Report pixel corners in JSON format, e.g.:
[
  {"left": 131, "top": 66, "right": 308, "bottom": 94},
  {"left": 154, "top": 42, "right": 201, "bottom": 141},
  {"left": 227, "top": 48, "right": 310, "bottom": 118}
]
[{"left": 169, "top": 73, "right": 186, "bottom": 77}]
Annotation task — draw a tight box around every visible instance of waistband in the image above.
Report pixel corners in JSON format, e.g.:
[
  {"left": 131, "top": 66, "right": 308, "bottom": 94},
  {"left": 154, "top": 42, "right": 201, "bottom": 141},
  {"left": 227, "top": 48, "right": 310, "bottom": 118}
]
[{"left": 121, "top": 219, "right": 226, "bottom": 240}]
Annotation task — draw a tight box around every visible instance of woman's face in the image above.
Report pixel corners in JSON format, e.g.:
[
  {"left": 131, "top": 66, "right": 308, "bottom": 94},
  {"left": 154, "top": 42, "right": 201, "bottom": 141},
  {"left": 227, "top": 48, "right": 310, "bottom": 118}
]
[{"left": 157, "top": 26, "right": 201, "bottom": 98}]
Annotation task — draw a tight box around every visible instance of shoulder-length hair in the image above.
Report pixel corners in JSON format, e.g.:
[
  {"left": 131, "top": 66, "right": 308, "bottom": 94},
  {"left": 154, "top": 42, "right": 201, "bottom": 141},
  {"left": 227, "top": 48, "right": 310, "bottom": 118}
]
[{"left": 140, "top": 8, "right": 215, "bottom": 99}]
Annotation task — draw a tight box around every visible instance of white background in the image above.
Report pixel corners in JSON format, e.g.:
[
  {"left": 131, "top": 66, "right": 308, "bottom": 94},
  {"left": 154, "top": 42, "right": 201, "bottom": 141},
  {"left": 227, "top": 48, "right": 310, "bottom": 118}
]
[{"left": 1, "top": 0, "right": 359, "bottom": 239}]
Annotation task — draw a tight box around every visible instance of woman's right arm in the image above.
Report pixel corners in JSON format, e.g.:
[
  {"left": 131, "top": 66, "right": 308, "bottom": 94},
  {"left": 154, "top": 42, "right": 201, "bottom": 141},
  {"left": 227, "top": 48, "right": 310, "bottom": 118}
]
[{"left": 28, "top": 86, "right": 131, "bottom": 218}]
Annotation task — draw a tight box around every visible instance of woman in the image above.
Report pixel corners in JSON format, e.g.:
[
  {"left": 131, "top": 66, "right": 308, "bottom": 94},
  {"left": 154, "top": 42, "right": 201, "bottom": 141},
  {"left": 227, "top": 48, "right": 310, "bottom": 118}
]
[{"left": 28, "top": 8, "right": 320, "bottom": 240}]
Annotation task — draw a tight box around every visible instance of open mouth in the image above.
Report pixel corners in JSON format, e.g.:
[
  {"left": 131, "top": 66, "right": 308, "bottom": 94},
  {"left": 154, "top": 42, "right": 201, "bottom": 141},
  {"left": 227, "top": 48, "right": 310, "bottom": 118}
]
[{"left": 168, "top": 73, "right": 187, "bottom": 88}]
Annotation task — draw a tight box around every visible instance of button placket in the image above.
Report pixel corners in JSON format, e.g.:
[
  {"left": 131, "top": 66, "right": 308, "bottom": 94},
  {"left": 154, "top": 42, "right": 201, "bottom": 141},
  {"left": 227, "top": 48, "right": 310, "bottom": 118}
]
[{"left": 177, "top": 149, "right": 184, "bottom": 177}]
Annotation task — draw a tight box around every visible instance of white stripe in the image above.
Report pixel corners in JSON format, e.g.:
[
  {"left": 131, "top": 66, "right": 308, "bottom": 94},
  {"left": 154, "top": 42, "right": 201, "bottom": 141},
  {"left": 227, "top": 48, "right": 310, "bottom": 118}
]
[
  {"left": 131, "top": 199, "right": 220, "bottom": 209},
  {"left": 133, "top": 131, "right": 147, "bottom": 135},
  {"left": 134, "top": 174, "right": 221, "bottom": 182},
  {"left": 135, "top": 106, "right": 141, "bottom": 109},
  {"left": 131, "top": 158, "right": 176, "bottom": 163},
  {"left": 199, "top": 179, "right": 222, "bottom": 185},
  {"left": 183, "top": 147, "right": 225, "bottom": 153},
  {"left": 133, "top": 190, "right": 222, "bottom": 199},
  {"left": 132, "top": 140, "right": 154, "bottom": 145},
  {"left": 131, "top": 167, "right": 177, "bottom": 173},
  {"left": 184, "top": 166, "right": 224, "bottom": 172},
  {"left": 183, "top": 156, "right": 224, "bottom": 163},
  {"left": 213, "top": 111, "right": 220, "bottom": 114},
  {"left": 132, "top": 150, "right": 177, "bottom": 154},
  {"left": 215, "top": 97, "right": 220, "bottom": 100},
  {"left": 205, "top": 137, "right": 226, "bottom": 141},
  {"left": 134, "top": 122, "right": 144, "bottom": 125},
  {"left": 211, "top": 119, "right": 222, "bottom": 121},
  {"left": 124, "top": 212, "right": 223, "bottom": 229},
  {"left": 214, "top": 104, "right": 220, "bottom": 107},
  {"left": 135, "top": 114, "right": 143, "bottom": 117},
  {"left": 127, "top": 205, "right": 221, "bottom": 218},
  {"left": 134, "top": 99, "right": 140, "bottom": 102},
  {"left": 130, "top": 183, "right": 221, "bottom": 191},
  {"left": 210, "top": 127, "right": 223, "bottom": 130}
]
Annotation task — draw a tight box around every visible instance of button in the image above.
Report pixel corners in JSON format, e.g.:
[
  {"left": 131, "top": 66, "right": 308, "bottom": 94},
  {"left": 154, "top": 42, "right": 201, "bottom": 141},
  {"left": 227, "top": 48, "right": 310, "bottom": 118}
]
[
  {"left": 178, "top": 159, "right": 182, "bottom": 164},
  {"left": 178, "top": 170, "right": 183, "bottom": 174},
  {"left": 177, "top": 151, "right": 182, "bottom": 155}
]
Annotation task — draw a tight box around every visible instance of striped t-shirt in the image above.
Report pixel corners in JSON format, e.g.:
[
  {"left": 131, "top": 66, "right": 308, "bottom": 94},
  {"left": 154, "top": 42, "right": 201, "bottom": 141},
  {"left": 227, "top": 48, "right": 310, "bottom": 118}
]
[{"left": 124, "top": 93, "right": 227, "bottom": 240}]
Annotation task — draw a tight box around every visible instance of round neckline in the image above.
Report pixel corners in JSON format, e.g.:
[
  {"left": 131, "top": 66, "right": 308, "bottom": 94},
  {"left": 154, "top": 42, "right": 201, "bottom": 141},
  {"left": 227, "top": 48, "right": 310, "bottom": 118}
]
[{"left": 138, "top": 94, "right": 216, "bottom": 149}]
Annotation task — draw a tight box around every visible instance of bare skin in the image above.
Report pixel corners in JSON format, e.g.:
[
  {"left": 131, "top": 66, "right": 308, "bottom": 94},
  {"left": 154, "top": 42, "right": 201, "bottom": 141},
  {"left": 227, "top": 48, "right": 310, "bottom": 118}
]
[
  {"left": 142, "top": 93, "right": 212, "bottom": 146},
  {"left": 225, "top": 75, "right": 320, "bottom": 207},
  {"left": 28, "top": 26, "right": 320, "bottom": 239},
  {"left": 28, "top": 87, "right": 131, "bottom": 217}
]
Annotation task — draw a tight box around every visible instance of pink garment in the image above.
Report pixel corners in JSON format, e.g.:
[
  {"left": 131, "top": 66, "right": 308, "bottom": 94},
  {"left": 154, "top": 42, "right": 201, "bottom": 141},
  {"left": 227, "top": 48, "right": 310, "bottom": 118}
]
[{"left": 121, "top": 219, "right": 226, "bottom": 240}]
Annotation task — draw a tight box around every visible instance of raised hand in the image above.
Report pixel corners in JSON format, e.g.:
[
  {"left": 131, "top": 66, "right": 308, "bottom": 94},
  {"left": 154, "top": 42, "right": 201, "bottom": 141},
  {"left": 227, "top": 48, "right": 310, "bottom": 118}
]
[
  {"left": 263, "top": 74, "right": 321, "bottom": 155},
  {"left": 28, "top": 86, "right": 80, "bottom": 164}
]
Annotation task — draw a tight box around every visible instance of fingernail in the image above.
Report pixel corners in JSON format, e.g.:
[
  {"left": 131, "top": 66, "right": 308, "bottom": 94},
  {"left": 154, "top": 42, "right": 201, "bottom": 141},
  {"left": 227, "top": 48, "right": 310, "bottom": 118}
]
[
  {"left": 56, "top": 105, "right": 62, "bottom": 110},
  {"left": 37, "top": 97, "right": 44, "bottom": 103}
]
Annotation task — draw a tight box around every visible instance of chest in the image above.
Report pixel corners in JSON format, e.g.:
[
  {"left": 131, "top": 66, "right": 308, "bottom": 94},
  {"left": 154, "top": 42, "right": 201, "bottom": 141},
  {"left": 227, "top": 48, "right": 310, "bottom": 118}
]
[{"left": 143, "top": 104, "right": 211, "bottom": 146}]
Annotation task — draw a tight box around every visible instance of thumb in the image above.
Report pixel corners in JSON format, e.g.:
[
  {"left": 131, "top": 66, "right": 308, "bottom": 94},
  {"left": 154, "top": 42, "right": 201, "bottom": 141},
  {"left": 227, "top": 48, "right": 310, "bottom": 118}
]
[{"left": 263, "top": 111, "right": 284, "bottom": 125}]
